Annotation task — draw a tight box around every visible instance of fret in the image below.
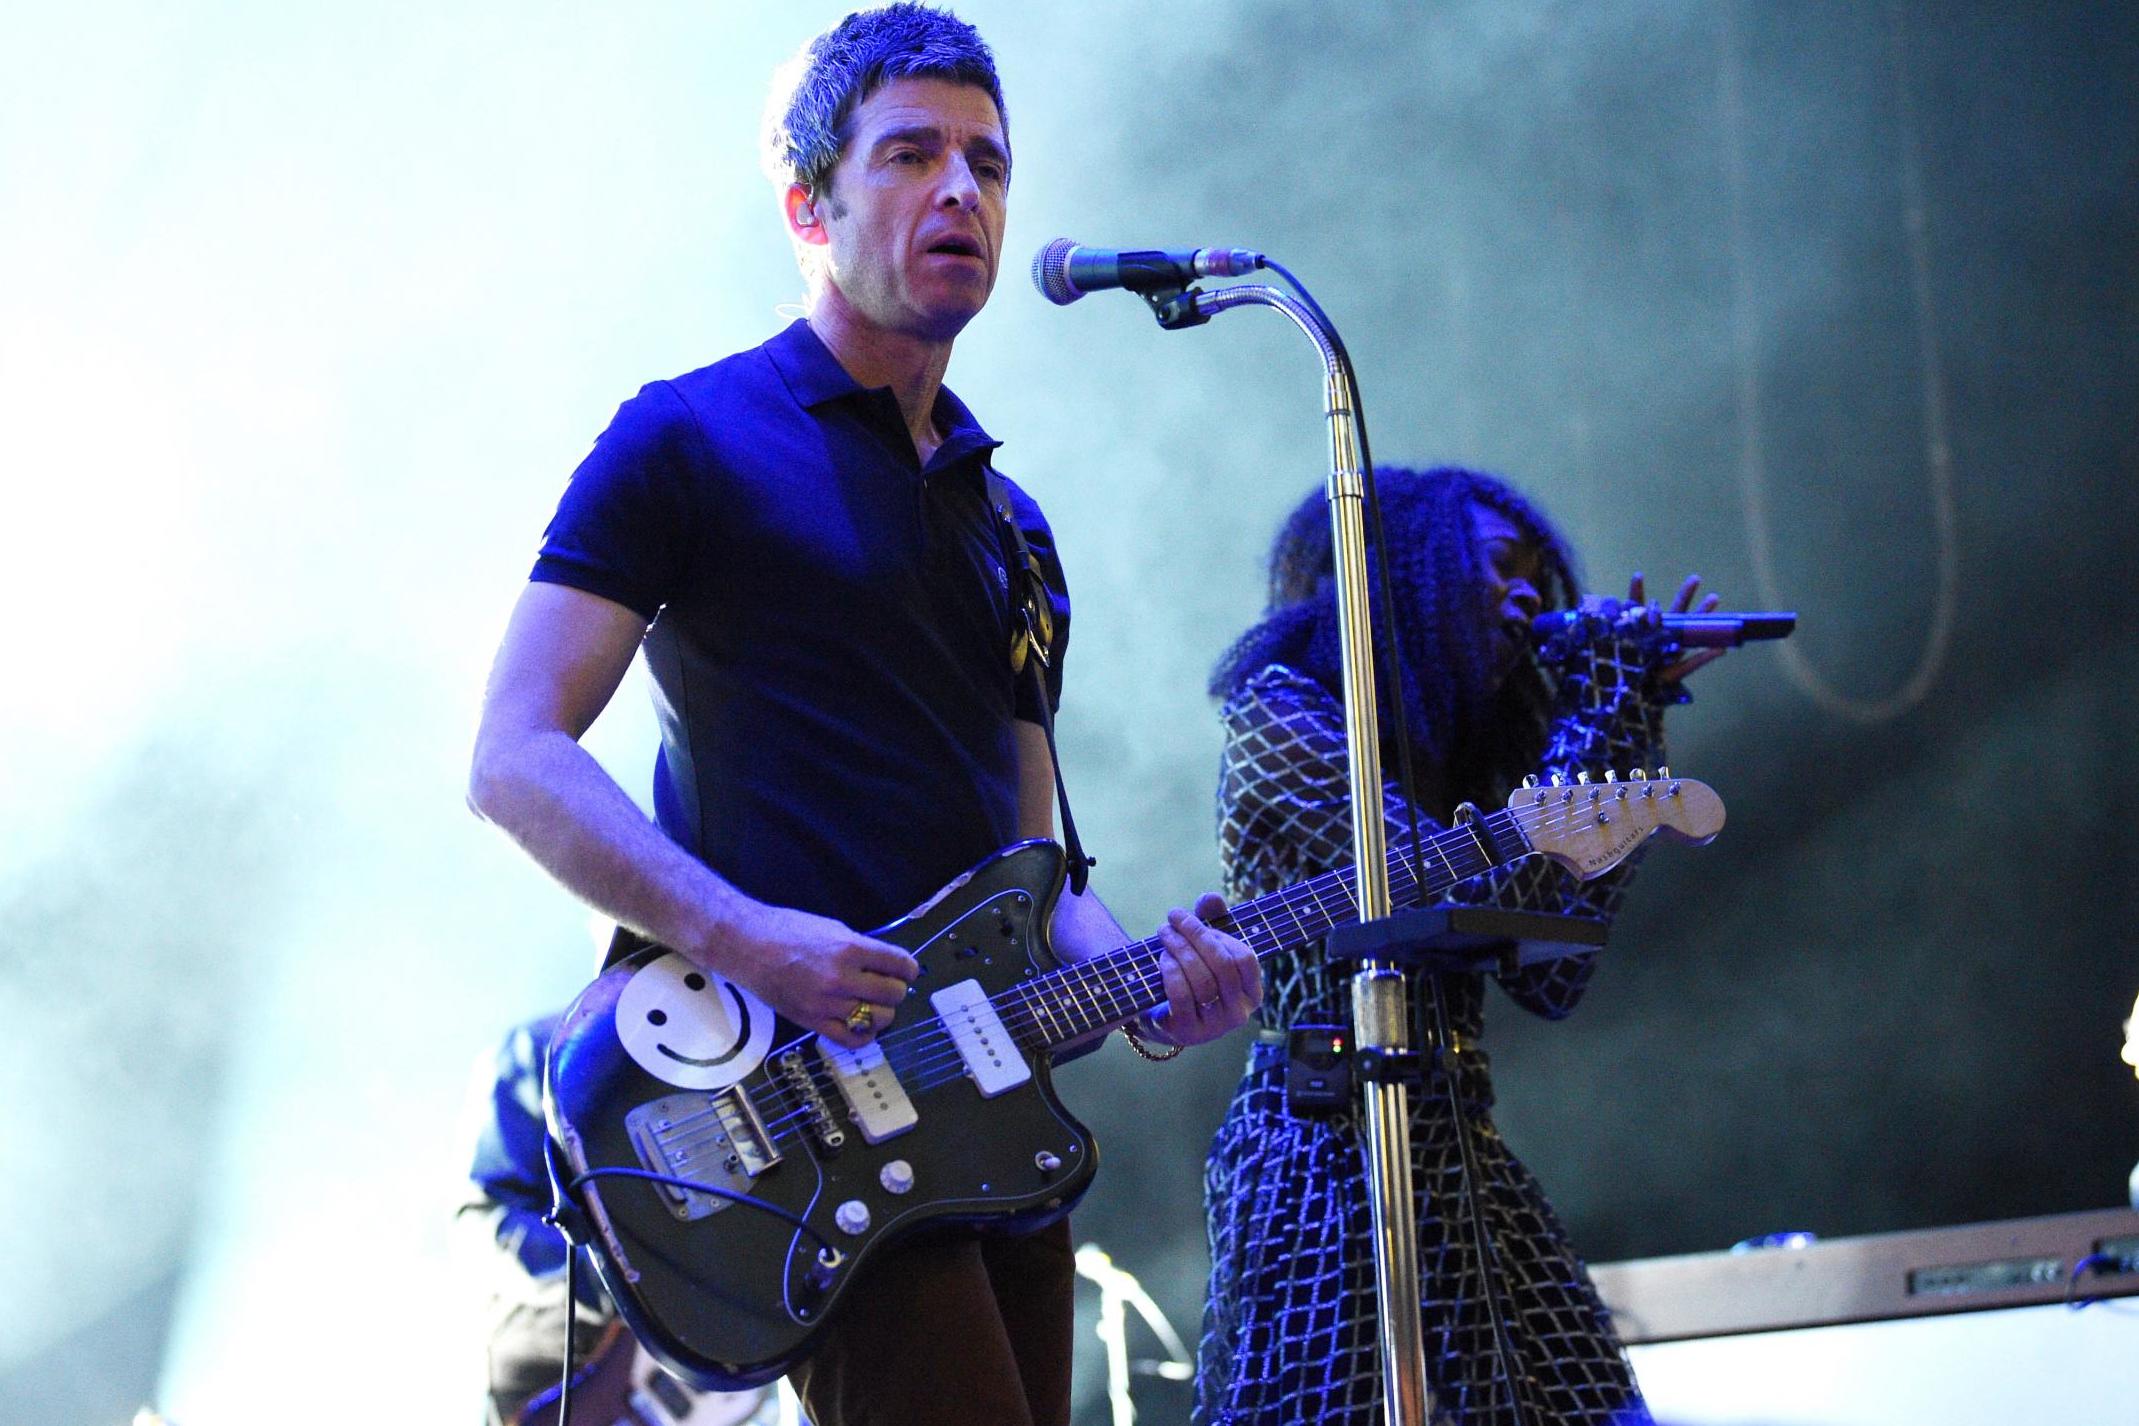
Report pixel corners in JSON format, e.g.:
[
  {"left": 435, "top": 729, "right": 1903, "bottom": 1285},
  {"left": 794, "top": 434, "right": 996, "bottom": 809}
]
[
  {"left": 1425, "top": 833, "right": 1457, "bottom": 887},
  {"left": 1231, "top": 903, "right": 1279, "bottom": 958},
  {"left": 1031, "top": 987, "right": 1064, "bottom": 1043},
  {"left": 1025, "top": 808, "right": 1556, "bottom": 1051},
  {"left": 1270, "top": 889, "right": 1313, "bottom": 950},
  {"left": 1313, "top": 873, "right": 1359, "bottom": 933},
  {"left": 1084, "top": 958, "right": 1128, "bottom": 1031},
  {"left": 1011, "top": 783, "right": 1700, "bottom": 1054}
]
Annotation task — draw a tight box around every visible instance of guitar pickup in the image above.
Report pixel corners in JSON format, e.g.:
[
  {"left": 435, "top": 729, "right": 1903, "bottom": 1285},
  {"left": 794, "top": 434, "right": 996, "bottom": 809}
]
[
  {"left": 817, "top": 1039, "right": 918, "bottom": 1144},
  {"left": 624, "top": 1087, "right": 780, "bottom": 1222},
  {"left": 931, "top": 978, "right": 1030, "bottom": 1098}
]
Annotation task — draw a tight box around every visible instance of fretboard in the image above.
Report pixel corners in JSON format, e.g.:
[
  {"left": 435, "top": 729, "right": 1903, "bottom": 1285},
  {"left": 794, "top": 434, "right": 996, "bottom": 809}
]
[{"left": 1005, "top": 808, "right": 1534, "bottom": 1051}]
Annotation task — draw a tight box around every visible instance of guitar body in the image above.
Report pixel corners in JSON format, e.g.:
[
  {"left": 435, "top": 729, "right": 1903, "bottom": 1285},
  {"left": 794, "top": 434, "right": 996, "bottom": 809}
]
[{"left": 547, "top": 840, "right": 1099, "bottom": 1392}]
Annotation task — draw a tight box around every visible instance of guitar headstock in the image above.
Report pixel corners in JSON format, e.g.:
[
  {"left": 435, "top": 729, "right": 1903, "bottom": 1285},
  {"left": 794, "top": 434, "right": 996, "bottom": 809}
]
[{"left": 1506, "top": 768, "right": 1724, "bottom": 881}]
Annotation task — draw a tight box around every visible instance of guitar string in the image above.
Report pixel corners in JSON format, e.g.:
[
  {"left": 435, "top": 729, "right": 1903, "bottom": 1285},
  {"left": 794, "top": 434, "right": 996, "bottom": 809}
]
[
  {"left": 888, "top": 787, "right": 1666, "bottom": 1057},
  {"left": 738, "top": 835, "right": 1467, "bottom": 1140},
  {"left": 726, "top": 791, "right": 1699, "bottom": 1144},
  {"left": 737, "top": 790, "right": 1697, "bottom": 1139},
  {"left": 800, "top": 814, "right": 1494, "bottom": 1112},
  {"left": 743, "top": 813, "right": 1680, "bottom": 1146},
  {"left": 740, "top": 790, "right": 1694, "bottom": 1142},
  {"left": 740, "top": 811, "right": 1498, "bottom": 1134}
]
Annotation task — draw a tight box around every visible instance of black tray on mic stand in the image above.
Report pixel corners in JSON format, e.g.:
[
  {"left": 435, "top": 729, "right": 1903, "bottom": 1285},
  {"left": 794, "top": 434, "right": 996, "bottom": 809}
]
[{"left": 1325, "top": 906, "right": 1606, "bottom": 1088}]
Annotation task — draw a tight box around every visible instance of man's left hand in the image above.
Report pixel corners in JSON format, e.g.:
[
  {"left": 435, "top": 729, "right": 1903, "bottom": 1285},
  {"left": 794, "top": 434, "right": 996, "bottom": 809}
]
[{"left": 1144, "top": 893, "right": 1263, "bottom": 1048}]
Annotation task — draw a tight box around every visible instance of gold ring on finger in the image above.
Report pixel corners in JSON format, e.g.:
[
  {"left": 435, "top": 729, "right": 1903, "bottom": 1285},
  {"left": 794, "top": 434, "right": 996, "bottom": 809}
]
[{"left": 846, "top": 1002, "right": 875, "bottom": 1036}]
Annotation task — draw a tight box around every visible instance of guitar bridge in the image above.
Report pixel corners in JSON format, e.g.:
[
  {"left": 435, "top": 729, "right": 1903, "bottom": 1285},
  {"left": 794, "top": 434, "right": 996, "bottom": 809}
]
[
  {"left": 624, "top": 1086, "right": 780, "bottom": 1222},
  {"left": 780, "top": 1049, "right": 847, "bottom": 1152}
]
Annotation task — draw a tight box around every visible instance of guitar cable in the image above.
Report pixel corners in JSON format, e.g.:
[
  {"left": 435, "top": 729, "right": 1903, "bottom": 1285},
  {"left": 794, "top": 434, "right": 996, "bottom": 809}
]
[
  {"left": 557, "top": 1241, "right": 583, "bottom": 1426},
  {"left": 566, "top": 1165, "right": 841, "bottom": 1256},
  {"left": 540, "top": 1163, "right": 843, "bottom": 1425},
  {"left": 1269, "top": 260, "right": 1534, "bottom": 1426}
]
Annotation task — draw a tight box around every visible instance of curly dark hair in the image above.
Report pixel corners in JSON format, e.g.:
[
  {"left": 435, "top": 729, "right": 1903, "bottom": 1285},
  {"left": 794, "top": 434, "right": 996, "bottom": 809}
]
[{"left": 1210, "top": 466, "right": 1579, "bottom": 812}]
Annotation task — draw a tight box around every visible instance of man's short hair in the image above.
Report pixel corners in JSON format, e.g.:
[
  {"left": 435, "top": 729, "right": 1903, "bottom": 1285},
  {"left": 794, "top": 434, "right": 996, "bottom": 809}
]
[{"left": 763, "top": 3, "right": 1008, "bottom": 197}]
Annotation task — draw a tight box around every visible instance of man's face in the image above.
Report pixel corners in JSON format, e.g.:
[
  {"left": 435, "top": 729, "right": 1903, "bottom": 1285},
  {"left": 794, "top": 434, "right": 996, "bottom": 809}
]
[
  {"left": 1469, "top": 501, "right": 1545, "bottom": 687},
  {"left": 803, "top": 76, "right": 1008, "bottom": 342}
]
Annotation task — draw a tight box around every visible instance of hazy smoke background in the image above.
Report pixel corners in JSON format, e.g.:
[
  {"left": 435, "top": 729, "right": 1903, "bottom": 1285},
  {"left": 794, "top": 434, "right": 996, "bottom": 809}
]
[{"left": 2, "top": 2, "right": 2132, "bottom": 1422}]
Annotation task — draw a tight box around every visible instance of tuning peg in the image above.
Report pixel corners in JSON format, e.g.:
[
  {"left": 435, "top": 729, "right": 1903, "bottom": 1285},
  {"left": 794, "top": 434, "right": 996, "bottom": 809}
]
[
  {"left": 1656, "top": 765, "right": 1670, "bottom": 780},
  {"left": 1575, "top": 770, "right": 1591, "bottom": 785},
  {"left": 1549, "top": 773, "right": 1566, "bottom": 787},
  {"left": 1603, "top": 770, "right": 1618, "bottom": 783},
  {"left": 1522, "top": 774, "right": 1540, "bottom": 789},
  {"left": 1630, "top": 769, "right": 1649, "bottom": 780}
]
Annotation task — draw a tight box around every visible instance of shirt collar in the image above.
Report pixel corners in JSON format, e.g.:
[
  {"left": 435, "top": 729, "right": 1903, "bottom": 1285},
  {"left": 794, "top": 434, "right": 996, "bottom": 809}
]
[
  {"left": 766, "top": 317, "right": 863, "bottom": 408},
  {"left": 766, "top": 318, "right": 1002, "bottom": 466}
]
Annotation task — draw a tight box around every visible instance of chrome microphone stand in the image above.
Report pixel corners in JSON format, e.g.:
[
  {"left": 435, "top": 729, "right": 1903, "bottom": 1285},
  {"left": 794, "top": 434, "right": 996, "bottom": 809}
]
[{"left": 1144, "top": 279, "right": 1434, "bottom": 1426}]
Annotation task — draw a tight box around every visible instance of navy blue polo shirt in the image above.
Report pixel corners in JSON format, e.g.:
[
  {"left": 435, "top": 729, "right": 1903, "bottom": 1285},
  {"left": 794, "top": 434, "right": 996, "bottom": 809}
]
[{"left": 532, "top": 319, "right": 1070, "bottom": 933}]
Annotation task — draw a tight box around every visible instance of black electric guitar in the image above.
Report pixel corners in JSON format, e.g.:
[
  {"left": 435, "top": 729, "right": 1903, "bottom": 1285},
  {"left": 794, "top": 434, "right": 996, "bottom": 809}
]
[{"left": 546, "top": 771, "right": 1724, "bottom": 1390}]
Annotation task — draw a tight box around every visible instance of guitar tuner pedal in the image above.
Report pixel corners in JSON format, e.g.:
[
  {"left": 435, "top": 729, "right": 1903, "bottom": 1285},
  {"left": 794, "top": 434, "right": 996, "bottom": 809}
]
[{"left": 1285, "top": 1025, "right": 1351, "bottom": 1117}]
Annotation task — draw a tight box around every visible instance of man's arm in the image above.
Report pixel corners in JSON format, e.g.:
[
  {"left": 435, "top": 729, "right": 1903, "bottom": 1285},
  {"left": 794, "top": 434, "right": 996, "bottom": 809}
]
[
  {"left": 468, "top": 581, "right": 914, "bottom": 1047},
  {"left": 1014, "top": 721, "right": 1259, "bottom": 1048}
]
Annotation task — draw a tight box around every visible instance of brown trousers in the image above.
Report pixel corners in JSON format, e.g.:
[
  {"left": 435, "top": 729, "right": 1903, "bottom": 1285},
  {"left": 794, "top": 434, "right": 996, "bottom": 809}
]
[{"left": 787, "top": 1219, "right": 1076, "bottom": 1426}]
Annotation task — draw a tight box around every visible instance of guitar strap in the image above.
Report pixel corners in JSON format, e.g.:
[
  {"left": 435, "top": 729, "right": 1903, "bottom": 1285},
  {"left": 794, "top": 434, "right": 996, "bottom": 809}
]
[{"left": 984, "top": 466, "right": 1095, "bottom": 896}]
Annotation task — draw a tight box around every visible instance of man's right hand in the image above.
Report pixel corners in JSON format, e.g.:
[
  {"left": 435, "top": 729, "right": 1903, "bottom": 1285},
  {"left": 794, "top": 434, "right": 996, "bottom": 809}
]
[{"left": 697, "top": 903, "right": 919, "bottom": 1050}]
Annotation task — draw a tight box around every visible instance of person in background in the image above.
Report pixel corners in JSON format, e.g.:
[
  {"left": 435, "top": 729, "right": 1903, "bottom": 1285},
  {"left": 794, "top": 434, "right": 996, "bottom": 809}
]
[
  {"left": 2122, "top": 989, "right": 2138, "bottom": 1207},
  {"left": 1196, "top": 465, "right": 1721, "bottom": 1425},
  {"left": 454, "top": 1013, "right": 786, "bottom": 1425}
]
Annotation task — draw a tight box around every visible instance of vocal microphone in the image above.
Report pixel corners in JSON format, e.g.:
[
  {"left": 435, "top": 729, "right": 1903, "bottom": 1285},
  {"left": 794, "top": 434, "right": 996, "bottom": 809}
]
[
  {"left": 1031, "top": 238, "right": 1263, "bottom": 305},
  {"left": 1529, "top": 610, "right": 1798, "bottom": 648}
]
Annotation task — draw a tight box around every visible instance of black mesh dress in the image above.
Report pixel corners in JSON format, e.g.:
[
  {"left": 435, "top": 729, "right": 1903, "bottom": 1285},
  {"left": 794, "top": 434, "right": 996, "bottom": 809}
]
[{"left": 1195, "top": 625, "right": 1671, "bottom": 1426}]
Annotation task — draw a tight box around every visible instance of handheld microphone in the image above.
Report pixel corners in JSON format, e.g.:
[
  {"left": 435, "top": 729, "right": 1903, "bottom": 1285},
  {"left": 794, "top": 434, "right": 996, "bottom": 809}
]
[
  {"left": 1529, "top": 611, "right": 1798, "bottom": 648},
  {"left": 1031, "top": 238, "right": 1263, "bottom": 305}
]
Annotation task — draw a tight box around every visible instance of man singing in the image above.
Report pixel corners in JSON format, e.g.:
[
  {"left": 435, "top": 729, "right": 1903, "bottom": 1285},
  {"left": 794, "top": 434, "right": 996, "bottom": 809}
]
[{"left": 466, "top": 8, "right": 1260, "bottom": 1424}]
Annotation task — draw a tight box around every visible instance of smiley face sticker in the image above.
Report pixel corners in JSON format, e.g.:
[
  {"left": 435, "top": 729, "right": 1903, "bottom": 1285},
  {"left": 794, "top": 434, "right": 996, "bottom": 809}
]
[{"left": 615, "top": 953, "right": 775, "bottom": 1090}]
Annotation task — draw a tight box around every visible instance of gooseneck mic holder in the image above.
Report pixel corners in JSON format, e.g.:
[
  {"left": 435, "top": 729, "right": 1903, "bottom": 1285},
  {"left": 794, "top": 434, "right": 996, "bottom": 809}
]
[{"left": 1139, "top": 274, "right": 1436, "bottom": 1426}]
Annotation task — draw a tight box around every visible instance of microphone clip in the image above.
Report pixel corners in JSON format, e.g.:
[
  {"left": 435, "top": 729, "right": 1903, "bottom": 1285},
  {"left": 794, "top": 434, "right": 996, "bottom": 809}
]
[{"left": 1140, "top": 284, "right": 1210, "bottom": 330}]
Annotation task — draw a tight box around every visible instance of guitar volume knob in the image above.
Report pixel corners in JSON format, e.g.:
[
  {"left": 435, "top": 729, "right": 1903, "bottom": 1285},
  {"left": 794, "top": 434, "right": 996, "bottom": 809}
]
[
  {"left": 835, "top": 1200, "right": 872, "bottom": 1236},
  {"left": 880, "top": 1159, "right": 915, "bottom": 1195}
]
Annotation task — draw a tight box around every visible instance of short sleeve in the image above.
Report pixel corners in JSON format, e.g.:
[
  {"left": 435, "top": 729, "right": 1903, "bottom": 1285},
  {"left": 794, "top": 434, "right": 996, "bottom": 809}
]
[
  {"left": 1003, "top": 475, "right": 1071, "bottom": 720},
  {"left": 530, "top": 381, "right": 707, "bottom": 621}
]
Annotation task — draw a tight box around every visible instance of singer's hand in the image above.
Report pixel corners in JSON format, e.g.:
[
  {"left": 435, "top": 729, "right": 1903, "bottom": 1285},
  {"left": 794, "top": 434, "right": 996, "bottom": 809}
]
[{"left": 1630, "top": 571, "right": 1726, "bottom": 684}]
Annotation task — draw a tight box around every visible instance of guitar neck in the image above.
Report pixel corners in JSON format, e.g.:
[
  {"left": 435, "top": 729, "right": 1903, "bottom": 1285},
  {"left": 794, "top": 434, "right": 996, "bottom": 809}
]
[{"left": 1024, "top": 809, "right": 1531, "bottom": 1051}]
